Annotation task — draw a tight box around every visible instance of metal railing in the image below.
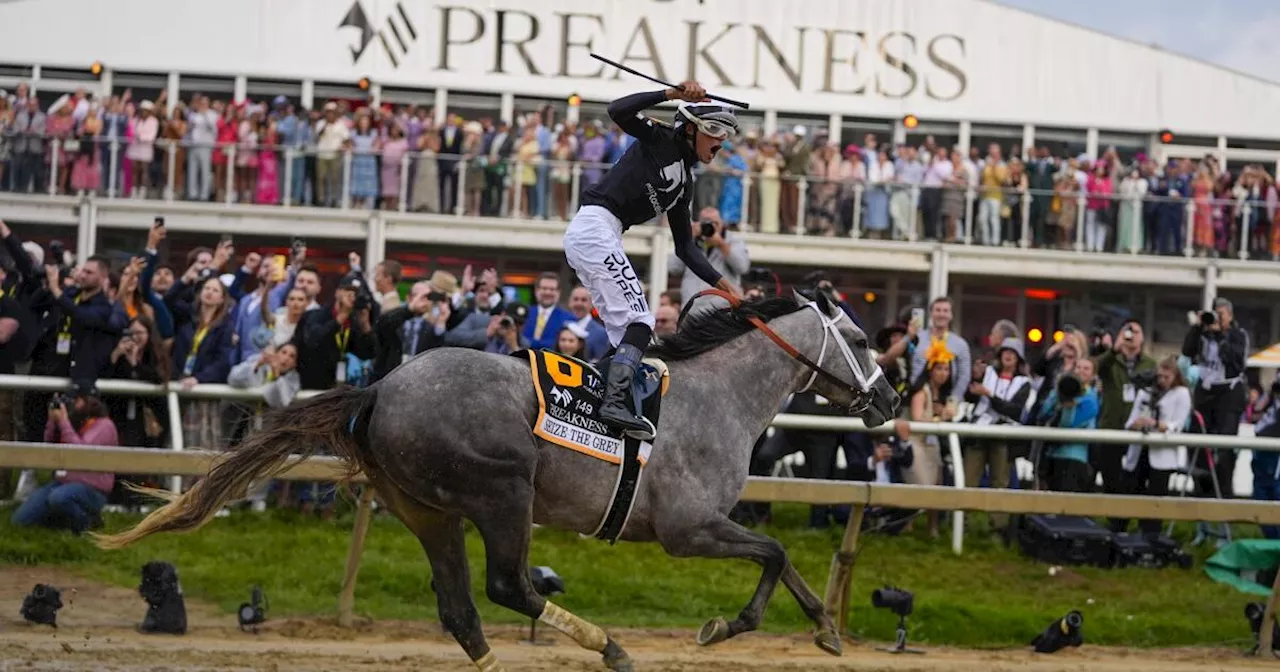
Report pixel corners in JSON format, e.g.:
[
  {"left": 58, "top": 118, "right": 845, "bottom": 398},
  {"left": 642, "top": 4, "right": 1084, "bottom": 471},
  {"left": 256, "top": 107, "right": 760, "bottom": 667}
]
[{"left": 2, "top": 132, "right": 1276, "bottom": 260}]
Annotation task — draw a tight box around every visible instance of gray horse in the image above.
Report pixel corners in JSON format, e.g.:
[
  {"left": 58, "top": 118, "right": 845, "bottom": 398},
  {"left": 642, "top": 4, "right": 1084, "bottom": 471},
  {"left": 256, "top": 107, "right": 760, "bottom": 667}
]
[{"left": 97, "top": 290, "right": 897, "bottom": 672}]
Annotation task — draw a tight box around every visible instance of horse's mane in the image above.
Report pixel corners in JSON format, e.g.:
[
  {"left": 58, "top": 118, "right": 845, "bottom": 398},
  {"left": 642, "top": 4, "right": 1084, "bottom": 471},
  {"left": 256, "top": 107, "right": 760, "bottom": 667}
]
[{"left": 649, "top": 296, "right": 803, "bottom": 361}]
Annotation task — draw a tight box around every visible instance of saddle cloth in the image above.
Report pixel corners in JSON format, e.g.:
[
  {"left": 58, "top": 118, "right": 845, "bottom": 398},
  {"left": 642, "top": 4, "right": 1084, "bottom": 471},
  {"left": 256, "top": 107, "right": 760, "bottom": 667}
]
[
  {"left": 520, "top": 350, "right": 668, "bottom": 464},
  {"left": 516, "top": 349, "right": 669, "bottom": 543}
]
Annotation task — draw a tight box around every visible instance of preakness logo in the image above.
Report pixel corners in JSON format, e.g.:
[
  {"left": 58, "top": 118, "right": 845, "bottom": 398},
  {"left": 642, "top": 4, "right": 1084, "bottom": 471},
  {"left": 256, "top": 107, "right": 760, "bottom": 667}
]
[{"left": 339, "top": 1, "right": 419, "bottom": 68}]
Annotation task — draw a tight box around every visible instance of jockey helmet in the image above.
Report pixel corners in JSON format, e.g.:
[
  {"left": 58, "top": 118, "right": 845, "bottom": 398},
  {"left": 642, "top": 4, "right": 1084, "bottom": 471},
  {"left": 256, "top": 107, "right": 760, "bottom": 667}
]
[{"left": 674, "top": 102, "right": 740, "bottom": 140}]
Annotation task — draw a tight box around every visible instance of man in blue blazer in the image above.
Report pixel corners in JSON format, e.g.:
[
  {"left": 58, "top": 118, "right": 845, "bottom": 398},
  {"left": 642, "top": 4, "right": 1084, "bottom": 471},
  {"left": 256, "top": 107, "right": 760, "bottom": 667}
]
[{"left": 522, "top": 272, "right": 574, "bottom": 352}]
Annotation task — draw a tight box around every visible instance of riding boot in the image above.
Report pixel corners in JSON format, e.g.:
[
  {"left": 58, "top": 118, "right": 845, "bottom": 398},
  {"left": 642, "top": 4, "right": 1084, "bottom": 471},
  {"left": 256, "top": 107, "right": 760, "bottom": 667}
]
[{"left": 598, "top": 343, "right": 652, "bottom": 437}]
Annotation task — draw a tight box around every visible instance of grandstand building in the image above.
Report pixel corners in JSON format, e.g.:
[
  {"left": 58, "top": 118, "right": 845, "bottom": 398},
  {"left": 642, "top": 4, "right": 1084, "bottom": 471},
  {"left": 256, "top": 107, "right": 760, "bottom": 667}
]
[{"left": 2, "top": 0, "right": 1279, "bottom": 353}]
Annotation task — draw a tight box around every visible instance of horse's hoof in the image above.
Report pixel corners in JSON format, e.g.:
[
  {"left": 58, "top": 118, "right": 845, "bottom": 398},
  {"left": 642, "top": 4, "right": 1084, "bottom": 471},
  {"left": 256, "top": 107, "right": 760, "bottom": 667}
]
[
  {"left": 603, "top": 637, "right": 633, "bottom": 672},
  {"left": 814, "top": 629, "right": 843, "bottom": 656},
  {"left": 695, "top": 616, "right": 731, "bottom": 647}
]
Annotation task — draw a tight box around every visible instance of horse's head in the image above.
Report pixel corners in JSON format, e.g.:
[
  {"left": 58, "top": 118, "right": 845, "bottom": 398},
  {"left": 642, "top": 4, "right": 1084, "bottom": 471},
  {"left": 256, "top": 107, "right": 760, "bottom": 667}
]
[{"left": 791, "top": 290, "right": 899, "bottom": 428}]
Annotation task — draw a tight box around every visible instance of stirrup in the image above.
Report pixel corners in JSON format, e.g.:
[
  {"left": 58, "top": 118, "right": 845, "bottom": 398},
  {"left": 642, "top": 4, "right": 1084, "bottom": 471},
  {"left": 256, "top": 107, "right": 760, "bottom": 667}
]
[{"left": 622, "top": 416, "right": 656, "bottom": 441}]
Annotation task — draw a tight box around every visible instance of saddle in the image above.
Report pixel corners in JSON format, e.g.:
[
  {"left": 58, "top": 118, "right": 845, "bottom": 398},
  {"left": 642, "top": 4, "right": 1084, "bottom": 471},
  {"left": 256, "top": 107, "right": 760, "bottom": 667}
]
[{"left": 514, "top": 348, "right": 669, "bottom": 543}]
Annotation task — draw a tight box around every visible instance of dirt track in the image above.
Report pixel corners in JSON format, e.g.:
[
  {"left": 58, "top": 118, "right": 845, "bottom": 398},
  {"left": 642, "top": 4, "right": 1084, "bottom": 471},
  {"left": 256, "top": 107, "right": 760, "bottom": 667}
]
[{"left": 0, "top": 566, "right": 1270, "bottom": 671}]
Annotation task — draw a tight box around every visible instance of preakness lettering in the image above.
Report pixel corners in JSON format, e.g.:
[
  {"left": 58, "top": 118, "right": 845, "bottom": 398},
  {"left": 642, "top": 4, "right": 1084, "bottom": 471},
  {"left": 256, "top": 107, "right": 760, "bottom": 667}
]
[{"left": 339, "top": 2, "right": 968, "bottom": 101}]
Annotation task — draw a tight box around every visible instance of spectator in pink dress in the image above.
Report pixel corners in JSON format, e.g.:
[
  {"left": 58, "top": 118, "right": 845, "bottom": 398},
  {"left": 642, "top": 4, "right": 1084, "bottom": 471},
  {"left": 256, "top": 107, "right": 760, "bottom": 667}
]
[
  {"left": 380, "top": 123, "right": 408, "bottom": 210},
  {"left": 70, "top": 108, "right": 102, "bottom": 195},
  {"left": 255, "top": 119, "right": 279, "bottom": 204},
  {"left": 127, "top": 100, "right": 160, "bottom": 198},
  {"left": 11, "top": 388, "right": 117, "bottom": 534},
  {"left": 46, "top": 104, "right": 75, "bottom": 194},
  {"left": 1084, "top": 162, "right": 1112, "bottom": 253},
  {"left": 236, "top": 109, "right": 260, "bottom": 203}
]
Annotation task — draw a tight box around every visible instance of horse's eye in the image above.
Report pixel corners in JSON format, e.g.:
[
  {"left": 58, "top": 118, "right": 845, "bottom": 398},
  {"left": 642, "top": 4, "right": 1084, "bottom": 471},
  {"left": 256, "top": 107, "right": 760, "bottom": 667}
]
[{"left": 855, "top": 338, "right": 869, "bottom": 349}]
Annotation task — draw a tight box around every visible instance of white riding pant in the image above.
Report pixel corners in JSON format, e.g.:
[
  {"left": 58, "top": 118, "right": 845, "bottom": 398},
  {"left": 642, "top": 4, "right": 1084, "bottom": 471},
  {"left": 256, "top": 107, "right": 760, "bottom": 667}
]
[{"left": 563, "top": 205, "right": 653, "bottom": 346}]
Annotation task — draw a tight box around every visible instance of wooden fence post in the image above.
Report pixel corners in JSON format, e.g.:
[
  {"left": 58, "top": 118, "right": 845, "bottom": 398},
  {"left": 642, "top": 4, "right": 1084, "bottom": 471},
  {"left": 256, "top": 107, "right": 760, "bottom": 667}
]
[
  {"left": 822, "top": 504, "right": 866, "bottom": 636},
  {"left": 337, "top": 486, "right": 377, "bottom": 627},
  {"left": 1260, "top": 559, "right": 1280, "bottom": 656}
]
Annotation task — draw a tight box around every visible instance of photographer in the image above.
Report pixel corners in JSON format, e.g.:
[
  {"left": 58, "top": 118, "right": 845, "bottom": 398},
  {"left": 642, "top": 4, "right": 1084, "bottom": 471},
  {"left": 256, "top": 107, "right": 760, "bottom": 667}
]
[
  {"left": 292, "top": 272, "right": 376, "bottom": 391},
  {"left": 963, "top": 338, "right": 1030, "bottom": 537},
  {"left": 846, "top": 419, "right": 916, "bottom": 535},
  {"left": 484, "top": 303, "right": 531, "bottom": 355},
  {"left": 22, "top": 254, "right": 124, "bottom": 442},
  {"left": 1095, "top": 319, "right": 1156, "bottom": 498},
  {"left": 1120, "top": 356, "right": 1192, "bottom": 538},
  {"left": 1181, "top": 298, "right": 1249, "bottom": 497},
  {"left": 1248, "top": 379, "right": 1280, "bottom": 539},
  {"left": 667, "top": 206, "right": 749, "bottom": 312},
  {"left": 1035, "top": 358, "right": 1099, "bottom": 493},
  {"left": 11, "top": 386, "right": 117, "bottom": 535},
  {"left": 371, "top": 279, "right": 457, "bottom": 383}
]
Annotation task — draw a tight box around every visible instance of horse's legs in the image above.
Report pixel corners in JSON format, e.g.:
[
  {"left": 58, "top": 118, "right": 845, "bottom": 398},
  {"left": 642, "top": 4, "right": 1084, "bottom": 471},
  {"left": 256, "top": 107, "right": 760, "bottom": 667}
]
[
  {"left": 471, "top": 486, "right": 634, "bottom": 672},
  {"left": 377, "top": 481, "right": 502, "bottom": 671},
  {"left": 659, "top": 516, "right": 841, "bottom": 656}
]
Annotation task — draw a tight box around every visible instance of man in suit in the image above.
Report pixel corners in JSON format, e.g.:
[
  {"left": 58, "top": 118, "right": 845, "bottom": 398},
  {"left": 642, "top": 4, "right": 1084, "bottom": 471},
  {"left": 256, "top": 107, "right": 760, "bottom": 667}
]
[
  {"left": 438, "top": 114, "right": 464, "bottom": 216},
  {"left": 522, "top": 272, "right": 573, "bottom": 352},
  {"left": 567, "top": 285, "right": 610, "bottom": 361},
  {"left": 482, "top": 120, "right": 514, "bottom": 216}
]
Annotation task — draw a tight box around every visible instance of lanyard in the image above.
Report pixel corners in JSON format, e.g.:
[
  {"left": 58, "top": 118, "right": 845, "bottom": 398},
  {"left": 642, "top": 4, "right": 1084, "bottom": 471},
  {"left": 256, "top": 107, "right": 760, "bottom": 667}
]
[
  {"left": 335, "top": 325, "right": 350, "bottom": 354},
  {"left": 61, "top": 293, "right": 84, "bottom": 334},
  {"left": 183, "top": 325, "right": 209, "bottom": 377}
]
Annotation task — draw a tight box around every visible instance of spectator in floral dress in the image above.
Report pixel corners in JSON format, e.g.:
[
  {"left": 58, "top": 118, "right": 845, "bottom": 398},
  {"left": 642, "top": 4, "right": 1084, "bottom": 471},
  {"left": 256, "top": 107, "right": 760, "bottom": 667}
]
[
  {"left": 719, "top": 142, "right": 748, "bottom": 227},
  {"left": 349, "top": 113, "right": 379, "bottom": 208}
]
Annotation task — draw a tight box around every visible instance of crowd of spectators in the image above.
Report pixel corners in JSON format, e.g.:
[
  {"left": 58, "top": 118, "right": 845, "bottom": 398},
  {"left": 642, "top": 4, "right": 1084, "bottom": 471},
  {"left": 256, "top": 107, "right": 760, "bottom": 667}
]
[
  {"left": 4, "top": 84, "right": 1280, "bottom": 259},
  {"left": 0, "top": 214, "right": 626, "bottom": 529},
  {"left": 727, "top": 275, "right": 1268, "bottom": 546}
]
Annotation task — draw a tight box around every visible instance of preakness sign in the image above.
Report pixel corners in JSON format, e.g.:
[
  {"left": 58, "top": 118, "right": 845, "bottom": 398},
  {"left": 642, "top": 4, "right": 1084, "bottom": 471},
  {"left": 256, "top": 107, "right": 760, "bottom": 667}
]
[{"left": 2, "top": 0, "right": 1279, "bottom": 137}]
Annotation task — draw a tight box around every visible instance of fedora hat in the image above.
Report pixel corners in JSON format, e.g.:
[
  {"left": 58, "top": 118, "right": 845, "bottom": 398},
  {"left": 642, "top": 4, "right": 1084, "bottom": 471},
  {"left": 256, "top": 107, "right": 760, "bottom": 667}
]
[{"left": 427, "top": 270, "right": 459, "bottom": 296}]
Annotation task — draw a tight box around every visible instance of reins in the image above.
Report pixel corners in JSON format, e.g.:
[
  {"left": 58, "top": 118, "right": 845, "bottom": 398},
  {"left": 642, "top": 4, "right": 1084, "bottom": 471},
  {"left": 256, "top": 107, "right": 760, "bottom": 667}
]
[{"left": 674, "top": 289, "right": 874, "bottom": 407}]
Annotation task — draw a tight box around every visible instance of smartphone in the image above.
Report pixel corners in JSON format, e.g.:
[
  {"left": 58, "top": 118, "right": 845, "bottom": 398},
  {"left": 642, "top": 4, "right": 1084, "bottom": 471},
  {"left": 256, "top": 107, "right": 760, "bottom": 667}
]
[
  {"left": 153, "top": 216, "right": 165, "bottom": 227},
  {"left": 220, "top": 233, "right": 233, "bottom": 245},
  {"left": 910, "top": 307, "right": 925, "bottom": 329},
  {"left": 271, "top": 255, "right": 287, "bottom": 283}
]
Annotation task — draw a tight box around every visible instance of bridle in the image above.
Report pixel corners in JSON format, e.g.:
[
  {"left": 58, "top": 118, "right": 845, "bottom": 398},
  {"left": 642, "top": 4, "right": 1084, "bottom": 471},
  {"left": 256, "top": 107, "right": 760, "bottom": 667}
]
[{"left": 677, "top": 289, "right": 882, "bottom": 413}]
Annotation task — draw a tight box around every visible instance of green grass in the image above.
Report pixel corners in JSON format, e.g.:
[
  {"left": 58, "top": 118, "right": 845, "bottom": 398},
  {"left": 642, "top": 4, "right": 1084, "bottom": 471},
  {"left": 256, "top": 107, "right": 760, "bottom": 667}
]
[{"left": 0, "top": 502, "right": 1262, "bottom": 649}]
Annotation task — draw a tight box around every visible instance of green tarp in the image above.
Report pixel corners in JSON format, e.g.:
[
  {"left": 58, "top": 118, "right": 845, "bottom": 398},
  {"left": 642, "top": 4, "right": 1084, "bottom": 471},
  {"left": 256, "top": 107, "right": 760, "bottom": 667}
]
[{"left": 1204, "top": 539, "right": 1280, "bottom": 596}]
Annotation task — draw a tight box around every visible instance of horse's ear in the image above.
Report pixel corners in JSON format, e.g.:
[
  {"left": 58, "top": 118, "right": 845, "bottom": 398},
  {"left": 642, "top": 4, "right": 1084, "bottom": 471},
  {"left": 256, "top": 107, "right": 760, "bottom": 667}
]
[
  {"left": 814, "top": 290, "right": 833, "bottom": 316},
  {"left": 792, "top": 289, "right": 812, "bottom": 307}
]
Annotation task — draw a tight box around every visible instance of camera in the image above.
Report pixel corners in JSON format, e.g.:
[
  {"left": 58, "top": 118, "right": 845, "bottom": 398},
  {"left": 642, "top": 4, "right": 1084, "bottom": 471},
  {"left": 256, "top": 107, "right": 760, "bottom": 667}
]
[
  {"left": 1056, "top": 373, "right": 1083, "bottom": 401},
  {"left": 154, "top": 216, "right": 165, "bottom": 227},
  {"left": 698, "top": 219, "right": 717, "bottom": 239},
  {"left": 427, "top": 290, "right": 447, "bottom": 303},
  {"left": 1200, "top": 310, "right": 1216, "bottom": 327},
  {"left": 1129, "top": 369, "right": 1158, "bottom": 391},
  {"left": 498, "top": 302, "right": 528, "bottom": 328},
  {"left": 290, "top": 237, "right": 306, "bottom": 257},
  {"left": 871, "top": 586, "right": 914, "bottom": 617},
  {"left": 353, "top": 292, "right": 371, "bottom": 312}
]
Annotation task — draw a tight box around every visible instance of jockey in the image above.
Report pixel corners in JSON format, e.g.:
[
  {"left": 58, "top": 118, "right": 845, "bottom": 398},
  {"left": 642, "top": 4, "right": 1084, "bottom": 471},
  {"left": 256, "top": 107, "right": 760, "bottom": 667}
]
[{"left": 564, "top": 81, "right": 742, "bottom": 437}]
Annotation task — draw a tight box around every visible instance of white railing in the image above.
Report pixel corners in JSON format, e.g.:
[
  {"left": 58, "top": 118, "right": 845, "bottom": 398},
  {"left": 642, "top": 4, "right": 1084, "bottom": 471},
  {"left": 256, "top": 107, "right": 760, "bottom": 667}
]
[{"left": 3, "top": 371, "right": 1278, "bottom": 554}]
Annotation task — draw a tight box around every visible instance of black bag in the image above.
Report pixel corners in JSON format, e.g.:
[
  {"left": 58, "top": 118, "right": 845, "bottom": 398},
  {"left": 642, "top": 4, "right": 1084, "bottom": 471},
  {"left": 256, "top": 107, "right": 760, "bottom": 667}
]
[
  {"left": 1018, "top": 515, "right": 1114, "bottom": 568},
  {"left": 1110, "top": 533, "right": 1193, "bottom": 570}
]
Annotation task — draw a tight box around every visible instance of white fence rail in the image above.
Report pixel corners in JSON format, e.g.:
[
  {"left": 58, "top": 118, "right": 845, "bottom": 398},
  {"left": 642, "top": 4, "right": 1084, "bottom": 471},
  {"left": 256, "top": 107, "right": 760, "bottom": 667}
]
[{"left": 2, "top": 372, "right": 1274, "bottom": 554}]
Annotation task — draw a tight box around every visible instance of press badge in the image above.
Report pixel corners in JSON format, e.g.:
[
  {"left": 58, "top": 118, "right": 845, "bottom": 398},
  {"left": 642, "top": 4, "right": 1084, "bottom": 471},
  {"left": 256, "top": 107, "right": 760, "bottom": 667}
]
[
  {"left": 56, "top": 332, "right": 71, "bottom": 355},
  {"left": 335, "top": 361, "right": 347, "bottom": 383},
  {"left": 1123, "top": 384, "right": 1136, "bottom": 403}
]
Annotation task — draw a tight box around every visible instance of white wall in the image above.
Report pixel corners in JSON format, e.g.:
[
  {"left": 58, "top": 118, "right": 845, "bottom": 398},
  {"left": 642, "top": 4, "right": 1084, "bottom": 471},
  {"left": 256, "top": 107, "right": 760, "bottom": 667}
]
[{"left": 3, "top": 0, "right": 1279, "bottom": 137}]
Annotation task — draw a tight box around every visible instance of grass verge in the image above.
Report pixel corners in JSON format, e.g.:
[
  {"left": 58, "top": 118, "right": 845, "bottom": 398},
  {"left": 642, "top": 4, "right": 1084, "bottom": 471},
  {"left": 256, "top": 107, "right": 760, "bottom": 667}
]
[{"left": 0, "top": 501, "right": 1260, "bottom": 649}]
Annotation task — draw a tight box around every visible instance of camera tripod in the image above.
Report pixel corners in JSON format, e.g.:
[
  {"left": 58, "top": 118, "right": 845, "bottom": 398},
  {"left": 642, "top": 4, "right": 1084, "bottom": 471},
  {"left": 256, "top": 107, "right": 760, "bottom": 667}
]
[
  {"left": 1164, "top": 444, "right": 1232, "bottom": 545},
  {"left": 875, "top": 615, "right": 925, "bottom": 655}
]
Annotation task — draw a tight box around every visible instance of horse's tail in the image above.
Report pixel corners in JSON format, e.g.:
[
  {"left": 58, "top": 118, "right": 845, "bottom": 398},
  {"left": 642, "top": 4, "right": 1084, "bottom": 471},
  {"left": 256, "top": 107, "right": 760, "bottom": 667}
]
[{"left": 93, "top": 385, "right": 377, "bottom": 550}]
